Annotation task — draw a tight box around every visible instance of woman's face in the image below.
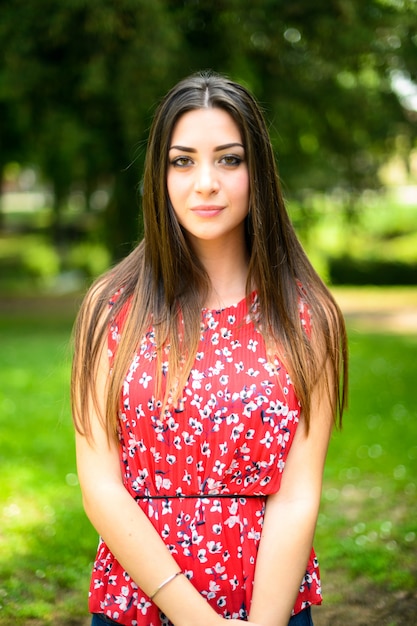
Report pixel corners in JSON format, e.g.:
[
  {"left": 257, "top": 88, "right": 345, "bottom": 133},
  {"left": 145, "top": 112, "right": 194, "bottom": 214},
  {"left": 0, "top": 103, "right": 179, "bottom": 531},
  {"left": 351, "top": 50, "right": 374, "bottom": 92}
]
[{"left": 167, "top": 107, "right": 250, "bottom": 252}]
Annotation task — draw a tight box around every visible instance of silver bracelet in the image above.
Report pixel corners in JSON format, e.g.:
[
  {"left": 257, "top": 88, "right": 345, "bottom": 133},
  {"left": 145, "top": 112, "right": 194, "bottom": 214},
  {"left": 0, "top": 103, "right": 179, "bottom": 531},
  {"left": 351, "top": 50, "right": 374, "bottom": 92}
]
[{"left": 150, "top": 570, "right": 183, "bottom": 601}]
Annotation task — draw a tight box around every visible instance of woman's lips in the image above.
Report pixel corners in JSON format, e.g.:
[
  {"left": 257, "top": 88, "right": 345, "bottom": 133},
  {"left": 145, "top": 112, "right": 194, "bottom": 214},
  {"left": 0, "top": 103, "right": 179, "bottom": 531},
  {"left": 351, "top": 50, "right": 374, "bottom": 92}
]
[{"left": 191, "top": 205, "right": 225, "bottom": 217}]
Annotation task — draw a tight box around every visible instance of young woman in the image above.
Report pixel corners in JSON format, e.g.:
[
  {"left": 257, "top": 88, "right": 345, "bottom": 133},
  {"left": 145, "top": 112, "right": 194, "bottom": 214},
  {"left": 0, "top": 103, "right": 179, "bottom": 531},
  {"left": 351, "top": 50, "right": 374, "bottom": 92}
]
[{"left": 71, "top": 72, "right": 348, "bottom": 626}]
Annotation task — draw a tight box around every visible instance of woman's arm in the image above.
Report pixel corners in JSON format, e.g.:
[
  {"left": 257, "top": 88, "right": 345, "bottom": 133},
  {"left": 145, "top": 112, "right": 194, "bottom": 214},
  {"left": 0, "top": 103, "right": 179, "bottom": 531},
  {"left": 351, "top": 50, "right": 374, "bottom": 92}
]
[
  {"left": 248, "top": 362, "right": 334, "bottom": 626},
  {"left": 75, "top": 326, "right": 262, "bottom": 626}
]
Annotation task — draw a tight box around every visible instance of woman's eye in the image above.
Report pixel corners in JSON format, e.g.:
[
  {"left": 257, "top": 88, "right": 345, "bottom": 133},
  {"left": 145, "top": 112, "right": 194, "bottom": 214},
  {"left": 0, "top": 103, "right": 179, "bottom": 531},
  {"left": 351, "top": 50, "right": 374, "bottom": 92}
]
[
  {"left": 171, "top": 156, "right": 193, "bottom": 167},
  {"left": 220, "top": 154, "right": 243, "bottom": 166}
]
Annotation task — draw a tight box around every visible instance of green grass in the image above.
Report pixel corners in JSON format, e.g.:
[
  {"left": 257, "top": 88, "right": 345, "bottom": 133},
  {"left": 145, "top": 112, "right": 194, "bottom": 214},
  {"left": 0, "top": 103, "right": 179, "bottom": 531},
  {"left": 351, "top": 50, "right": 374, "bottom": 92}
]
[
  {"left": 316, "top": 329, "right": 417, "bottom": 595},
  {"left": 0, "top": 316, "right": 96, "bottom": 624},
  {"left": 0, "top": 303, "right": 416, "bottom": 623}
]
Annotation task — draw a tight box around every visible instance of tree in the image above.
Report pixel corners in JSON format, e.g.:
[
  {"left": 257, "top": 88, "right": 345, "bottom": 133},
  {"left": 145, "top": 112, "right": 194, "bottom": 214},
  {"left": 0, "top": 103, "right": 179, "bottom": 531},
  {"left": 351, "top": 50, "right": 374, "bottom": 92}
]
[
  {"left": 0, "top": 0, "right": 416, "bottom": 257},
  {"left": 0, "top": 0, "right": 181, "bottom": 255}
]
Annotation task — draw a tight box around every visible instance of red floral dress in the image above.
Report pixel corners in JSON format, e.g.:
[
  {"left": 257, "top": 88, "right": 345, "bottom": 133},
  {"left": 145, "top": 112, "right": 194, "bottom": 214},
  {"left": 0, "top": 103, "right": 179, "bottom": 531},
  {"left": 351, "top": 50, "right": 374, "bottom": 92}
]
[{"left": 88, "top": 292, "right": 322, "bottom": 624}]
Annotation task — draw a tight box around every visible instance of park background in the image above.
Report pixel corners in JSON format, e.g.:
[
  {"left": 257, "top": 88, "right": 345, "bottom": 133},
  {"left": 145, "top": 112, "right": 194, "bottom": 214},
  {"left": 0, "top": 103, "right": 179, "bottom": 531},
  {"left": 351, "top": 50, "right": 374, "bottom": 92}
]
[{"left": 0, "top": 1, "right": 416, "bottom": 624}]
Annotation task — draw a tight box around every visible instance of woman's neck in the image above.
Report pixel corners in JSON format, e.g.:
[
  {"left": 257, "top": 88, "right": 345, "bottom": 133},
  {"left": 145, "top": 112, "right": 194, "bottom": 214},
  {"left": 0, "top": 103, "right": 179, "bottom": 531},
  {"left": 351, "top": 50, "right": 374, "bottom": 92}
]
[{"left": 193, "top": 239, "right": 250, "bottom": 309}]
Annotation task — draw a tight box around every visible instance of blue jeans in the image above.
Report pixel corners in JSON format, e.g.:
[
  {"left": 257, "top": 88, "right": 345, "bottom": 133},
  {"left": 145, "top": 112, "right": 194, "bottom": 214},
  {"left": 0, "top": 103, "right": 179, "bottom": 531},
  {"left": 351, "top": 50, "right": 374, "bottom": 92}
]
[
  {"left": 92, "top": 606, "right": 313, "bottom": 625},
  {"left": 289, "top": 607, "right": 314, "bottom": 625}
]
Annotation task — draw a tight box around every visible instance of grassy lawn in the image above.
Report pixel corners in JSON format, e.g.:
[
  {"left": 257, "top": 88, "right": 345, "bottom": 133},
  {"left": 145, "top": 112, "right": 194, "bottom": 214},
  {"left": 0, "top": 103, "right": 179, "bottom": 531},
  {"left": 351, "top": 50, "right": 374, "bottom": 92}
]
[
  {"left": 316, "top": 329, "right": 417, "bottom": 599},
  {"left": 0, "top": 315, "right": 96, "bottom": 624},
  {"left": 0, "top": 291, "right": 416, "bottom": 624}
]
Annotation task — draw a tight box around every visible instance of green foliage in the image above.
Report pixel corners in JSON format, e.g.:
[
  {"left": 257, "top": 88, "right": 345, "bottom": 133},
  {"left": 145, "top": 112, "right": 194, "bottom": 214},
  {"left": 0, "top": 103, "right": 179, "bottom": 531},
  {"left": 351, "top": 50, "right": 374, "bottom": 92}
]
[
  {"left": 329, "top": 256, "right": 417, "bottom": 284},
  {"left": 0, "top": 235, "right": 61, "bottom": 292},
  {"left": 20, "top": 240, "right": 61, "bottom": 285},
  {"left": 289, "top": 190, "right": 417, "bottom": 284},
  {"left": 0, "top": 0, "right": 416, "bottom": 256},
  {"left": 66, "top": 241, "right": 111, "bottom": 279}
]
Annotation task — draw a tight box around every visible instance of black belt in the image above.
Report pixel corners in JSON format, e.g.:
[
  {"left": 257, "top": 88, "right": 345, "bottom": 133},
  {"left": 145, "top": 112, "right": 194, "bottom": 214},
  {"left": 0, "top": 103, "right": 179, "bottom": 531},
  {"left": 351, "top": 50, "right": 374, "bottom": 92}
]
[{"left": 134, "top": 493, "right": 264, "bottom": 500}]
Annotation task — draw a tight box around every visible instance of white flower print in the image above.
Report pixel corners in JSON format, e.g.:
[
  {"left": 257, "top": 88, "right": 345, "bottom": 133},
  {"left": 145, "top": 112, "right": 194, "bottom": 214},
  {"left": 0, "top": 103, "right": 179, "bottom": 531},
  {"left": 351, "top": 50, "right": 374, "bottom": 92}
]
[
  {"left": 207, "top": 315, "right": 219, "bottom": 329},
  {"left": 138, "top": 597, "right": 152, "bottom": 615},
  {"left": 222, "top": 550, "right": 231, "bottom": 562},
  {"left": 173, "top": 435, "right": 182, "bottom": 450},
  {"left": 128, "top": 435, "right": 145, "bottom": 452},
  {"left": 239, "top": 443, "right": 251, "bottom": 460},
  {"left": 268, "top": 399, "right": 289, "bottom": 417},
  {"left": 230, "top": 423, "right": 244, "bottom": 442},
  {"left": 150, "top": 447, "right": 162, "bottom": 463},
  {"left": 207, "top": 541, "right": 222, "bottom": 554},
  {"left": 139, "top": 372, "right": 152, "bottom": 388},
  {"left": 221, "top": 327, "right": 232, "bottom": 339},
  {"left": 182, "top": 431, "right": 196, "bottom": 445},
  {"left": 189, "top": 417, "right": 203, "bottom": 435},
  {"left": 247, "top": 338, "right": 258, "bottom": 352},
  {"left": 190, "top": 393, "right": 203, "bottom": 408},
  {"left": 132, "top": 469, "right": 148, "bottom": 491},
  {"left": 191, "top": 369, "right": 205, "bottom": 389},
  {"left": 221, "top": 346, "right": 233, "bottom": 361},
  {"left": 226, "top": 412, "right": 239, "bottom": 425},
  {"left": 135, "top": 404, "right": 145, "bottom": 419},
  {"left": 200, "top": 442, "right": 211, "bottom": 457},
  {"left": 155, "top": 475, "right": 172, "bottom": 491},
  {"left": 219, "top": 442, "right": 228, "bottom": 456},
  {"left": 229, "top": 574, "right": 239, "bottom": 591},
  {"left": 224, "top": 513, "right": 241, "bottom": 529},
  {"left": 235, "top": 361, "right": 245, "bottom": 374},
  {"left": 199, "top": 404, "right": 212, "bottom": 419},
  {"left": 114, "top": 586, "right": 130, "bottom": 610},
  {"left": 205, "top": 579, "right": 221, "bottom": 599},
  {"left": 183, "top": 469, "right": 192, "bottom": 485},
  {"left": 213, "top": 460, "right": 226, "bottom": 475},
  {"left": 197, "top": 548, "right": 208, "bottom": 563},
  {"left": 161, "top": 500, "right": 172, "bottom": 515},
  {"left": 242, "top": 400, "right": 258, "bottom": 417},
  {"left": 213, "top": 561, "right": 227, "bottom": 576}
]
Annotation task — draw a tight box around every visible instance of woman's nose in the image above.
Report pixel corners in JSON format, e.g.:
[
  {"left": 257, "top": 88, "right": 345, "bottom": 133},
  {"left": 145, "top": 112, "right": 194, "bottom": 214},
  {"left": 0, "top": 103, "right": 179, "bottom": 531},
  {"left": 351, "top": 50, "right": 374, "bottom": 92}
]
[{"left": 194, "top": 164, "right": 219, "bottom": 194}]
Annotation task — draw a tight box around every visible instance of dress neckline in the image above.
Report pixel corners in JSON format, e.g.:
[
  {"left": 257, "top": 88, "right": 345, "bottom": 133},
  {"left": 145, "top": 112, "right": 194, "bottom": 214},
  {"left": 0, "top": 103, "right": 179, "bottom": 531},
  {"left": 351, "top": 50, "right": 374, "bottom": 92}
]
[{"left": 202, "top": 290, "right": 258, "bottom": 314}]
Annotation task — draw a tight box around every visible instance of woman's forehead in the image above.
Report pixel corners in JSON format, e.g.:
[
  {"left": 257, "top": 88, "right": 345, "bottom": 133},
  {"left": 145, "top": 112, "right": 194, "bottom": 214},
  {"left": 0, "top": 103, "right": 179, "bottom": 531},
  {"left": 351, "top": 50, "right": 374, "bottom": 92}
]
[{"left": 170, "top": 108, "right": 243, "bottom": 146}]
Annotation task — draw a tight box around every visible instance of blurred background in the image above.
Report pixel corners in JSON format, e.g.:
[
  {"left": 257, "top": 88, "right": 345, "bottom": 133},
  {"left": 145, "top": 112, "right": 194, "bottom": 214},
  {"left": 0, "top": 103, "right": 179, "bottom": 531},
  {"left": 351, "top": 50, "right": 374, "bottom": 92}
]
[{"left": 0, "top": 1, "right": 416, "bottom": 625}]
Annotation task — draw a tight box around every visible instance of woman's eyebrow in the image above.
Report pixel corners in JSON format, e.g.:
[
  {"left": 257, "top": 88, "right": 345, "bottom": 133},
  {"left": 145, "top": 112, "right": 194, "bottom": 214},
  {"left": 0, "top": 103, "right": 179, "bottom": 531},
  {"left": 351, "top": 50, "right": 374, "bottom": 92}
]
[
  {"left": 169, "top": 145, "right": 197, "bottom": 153},
  {"left": 215, "top": 142, "right": 245, "bottom": 151},
  {"left": 169, "top": 142, "right": 245, "bottom": 152}
]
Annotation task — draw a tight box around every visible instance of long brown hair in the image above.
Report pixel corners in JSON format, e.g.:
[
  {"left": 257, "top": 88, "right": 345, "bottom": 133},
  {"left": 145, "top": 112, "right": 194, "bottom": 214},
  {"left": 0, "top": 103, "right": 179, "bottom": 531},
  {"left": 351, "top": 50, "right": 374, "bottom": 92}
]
[{"left": 71, "top": 71, "right": 348, "bottom": 439}]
